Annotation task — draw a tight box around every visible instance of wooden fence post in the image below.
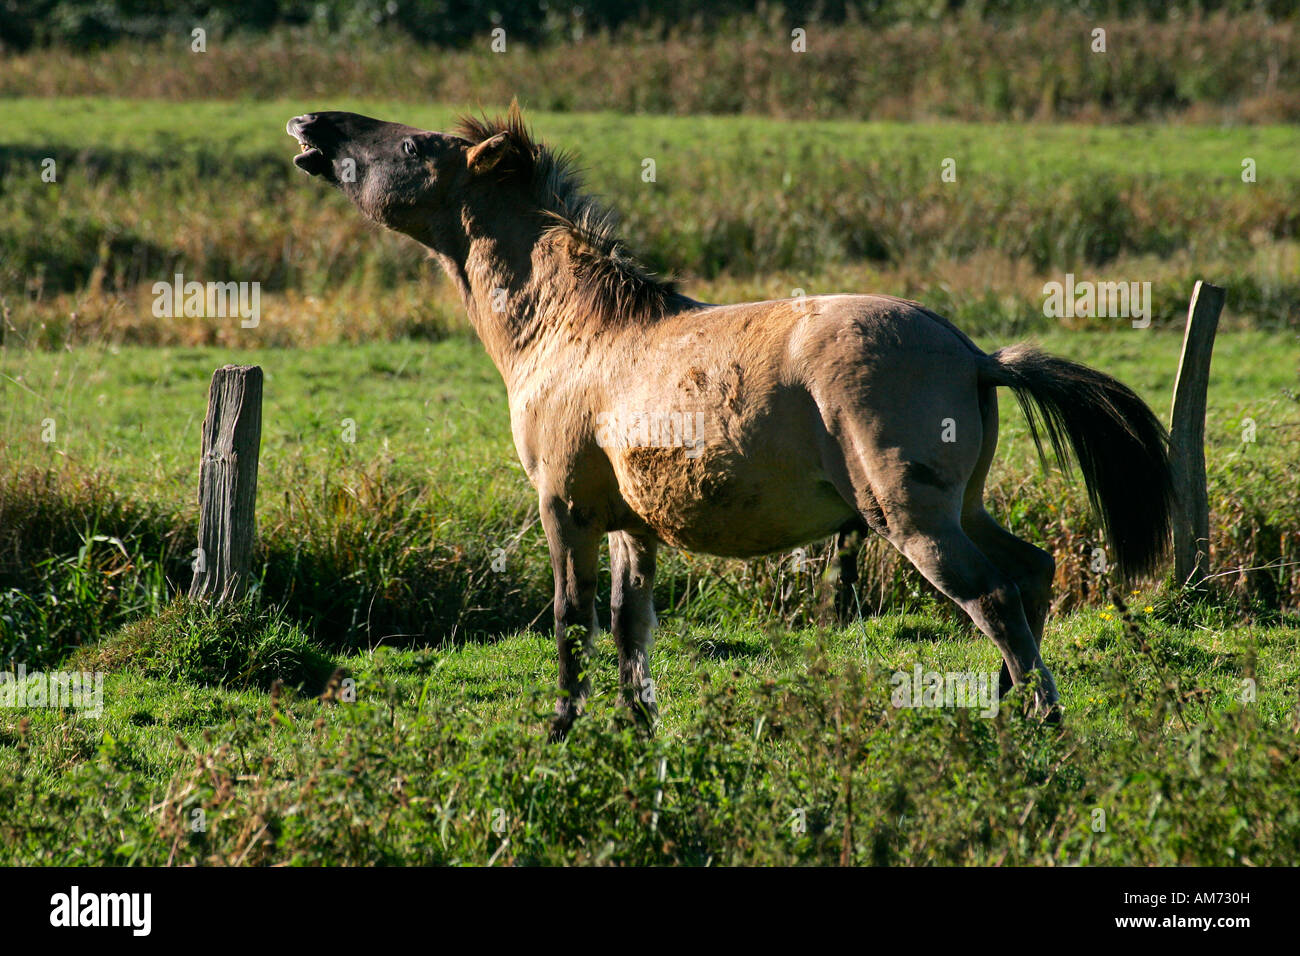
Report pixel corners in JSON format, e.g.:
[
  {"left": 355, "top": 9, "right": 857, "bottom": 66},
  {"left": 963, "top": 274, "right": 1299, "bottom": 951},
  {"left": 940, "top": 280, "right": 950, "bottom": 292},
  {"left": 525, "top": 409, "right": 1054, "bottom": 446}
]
[
  {"left": 1169, "top": 281, "right": 1225, "bottom": 591},
  {"left": 190, "top": 365, "right": 263, "bottom": 603}
]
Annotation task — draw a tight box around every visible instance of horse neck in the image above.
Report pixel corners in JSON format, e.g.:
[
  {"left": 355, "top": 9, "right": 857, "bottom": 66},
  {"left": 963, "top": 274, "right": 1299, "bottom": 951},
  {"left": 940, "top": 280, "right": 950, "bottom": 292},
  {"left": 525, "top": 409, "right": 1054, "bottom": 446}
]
[{"left": 447, "top": 226, "right": 588, "bottom": 392}]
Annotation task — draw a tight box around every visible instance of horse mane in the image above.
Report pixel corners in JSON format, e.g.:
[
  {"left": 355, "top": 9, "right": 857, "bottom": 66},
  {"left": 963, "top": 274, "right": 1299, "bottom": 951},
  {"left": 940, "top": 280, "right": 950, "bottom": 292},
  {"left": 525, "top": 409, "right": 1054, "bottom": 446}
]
[{"left": 455, "top": 104, "right": 690, "bottom": 323}]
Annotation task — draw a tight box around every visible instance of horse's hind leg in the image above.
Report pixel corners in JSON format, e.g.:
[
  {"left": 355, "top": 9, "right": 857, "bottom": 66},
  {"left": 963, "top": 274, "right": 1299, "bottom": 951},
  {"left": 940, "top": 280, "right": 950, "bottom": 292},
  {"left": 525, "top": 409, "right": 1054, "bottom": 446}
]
[
  {"left": 609, "top": 530, "right": 658, "bottom": 731},
  {"left": 961, "top": 383, "right": 1057, "bottom": 692},
  {"left": 890, "top": 515, "right": 1059, "bottom": 714},
  {"left": 834, "top": 518, "right": 868, "bottom": 621},
  {"left": 817, "top": 358, "right": 1055, "bottom": 712},
  {"left": 963, "top": 510, "right": 1055, "bottom": 693}
]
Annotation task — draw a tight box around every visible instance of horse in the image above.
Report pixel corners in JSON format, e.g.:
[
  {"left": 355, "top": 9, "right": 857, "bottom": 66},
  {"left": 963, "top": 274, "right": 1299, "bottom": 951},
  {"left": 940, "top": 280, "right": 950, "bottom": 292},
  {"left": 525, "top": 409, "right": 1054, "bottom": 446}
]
[{"left": 287, "top": 104, "right": 1174, "bottom": 738}]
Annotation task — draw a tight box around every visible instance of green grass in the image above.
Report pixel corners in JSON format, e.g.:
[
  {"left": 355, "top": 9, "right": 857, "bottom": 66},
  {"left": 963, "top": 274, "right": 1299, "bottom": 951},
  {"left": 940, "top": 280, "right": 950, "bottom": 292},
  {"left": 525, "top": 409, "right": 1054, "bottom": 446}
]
[
  {"left": 8, "top": 97, "right": 1300, "bottom": 177},
  {"left": 2, "top": 596, "right": 1297, "bottom": 865},
  {"left": 3, "top": 98, "right": 1298, "bottom": 350},
  {"left": 4, "top": 11, "right": 1299, "bottom": 125},
  {"left": 2, "top": 90, "right": 1299, "bottom": 865}
]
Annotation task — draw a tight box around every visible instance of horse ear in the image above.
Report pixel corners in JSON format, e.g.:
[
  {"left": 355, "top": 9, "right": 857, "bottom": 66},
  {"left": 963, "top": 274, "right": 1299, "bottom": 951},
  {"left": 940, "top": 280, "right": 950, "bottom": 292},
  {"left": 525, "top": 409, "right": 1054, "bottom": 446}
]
[{"left": 467, "top": 132, "right": 511, "bottom": 172}]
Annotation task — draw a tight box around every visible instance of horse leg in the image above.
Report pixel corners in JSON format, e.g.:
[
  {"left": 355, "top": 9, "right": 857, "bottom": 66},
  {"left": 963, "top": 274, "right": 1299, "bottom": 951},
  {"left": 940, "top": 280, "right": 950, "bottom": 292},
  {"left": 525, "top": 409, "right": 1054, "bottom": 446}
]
[
  {"left": 816, "top": 354, "right": 1055, "bottom": 713},
  {"left": 960, "top": 384, "right": 1057, "bottom": 694},
  {"left": 890, "top": 516, "right": 1059, "bottom": 716},
  {"left": 540, "top": 494, "right": 601, "bottom": 741},
  {"left": 834, "top": 518, "right": 867, "bottom": 622},
  {"left": 963, "top": 509, "right": 1056, "bottom": 695},
  {"left": 609, "top": 530, "right": 658, "bottom": 731}
]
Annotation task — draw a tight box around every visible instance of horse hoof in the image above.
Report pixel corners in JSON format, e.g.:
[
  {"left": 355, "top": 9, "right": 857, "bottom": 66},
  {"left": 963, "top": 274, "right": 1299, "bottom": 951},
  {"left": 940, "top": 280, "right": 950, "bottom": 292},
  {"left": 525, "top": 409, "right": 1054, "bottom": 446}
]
[
  {"left": 549, "top": 710, "right": 577, "bottom": 742},
  {"left": 632, "top": 709, "right": 658, "bottom": 738}
]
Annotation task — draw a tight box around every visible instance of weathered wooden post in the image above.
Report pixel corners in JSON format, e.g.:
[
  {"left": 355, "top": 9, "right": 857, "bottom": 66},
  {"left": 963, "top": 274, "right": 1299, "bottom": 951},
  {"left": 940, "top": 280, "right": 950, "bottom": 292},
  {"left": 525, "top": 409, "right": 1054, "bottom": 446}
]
[
  {"left": 190, "top": 365, "right": 263, "bottom": 603},
  {"left": 1169, "top": 281, "right": 1225, "bottom": 591}
]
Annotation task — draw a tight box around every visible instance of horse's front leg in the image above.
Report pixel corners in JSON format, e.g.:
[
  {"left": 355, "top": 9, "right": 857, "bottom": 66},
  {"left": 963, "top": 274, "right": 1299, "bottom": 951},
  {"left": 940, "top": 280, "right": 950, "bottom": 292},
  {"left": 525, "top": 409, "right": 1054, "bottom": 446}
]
[
  {"left": 609, "top": 531, "right": 658, "bottom": 732},
  {"left": 541, "top": 494, "right": 602, "bottom": 741}
]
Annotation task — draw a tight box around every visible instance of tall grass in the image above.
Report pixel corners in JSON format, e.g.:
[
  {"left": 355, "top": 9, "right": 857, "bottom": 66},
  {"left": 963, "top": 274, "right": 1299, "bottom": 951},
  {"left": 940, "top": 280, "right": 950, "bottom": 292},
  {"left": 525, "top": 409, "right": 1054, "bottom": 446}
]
[
  {"left": 2, "top": 12, "right": 1298, "bottom": 123},
  {"left": 3, "top": 599, "right": 1298, "bottom": 865},
  {"left": 3, "top": 101, "right": 1299, "bottom": 349}
]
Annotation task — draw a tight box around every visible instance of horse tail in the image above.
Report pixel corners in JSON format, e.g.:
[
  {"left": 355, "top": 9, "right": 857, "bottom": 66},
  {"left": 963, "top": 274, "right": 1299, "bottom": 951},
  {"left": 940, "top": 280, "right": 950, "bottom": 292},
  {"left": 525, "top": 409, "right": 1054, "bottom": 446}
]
[{"left": 979, "top": 343, "right": 1174, "bottom": 580}]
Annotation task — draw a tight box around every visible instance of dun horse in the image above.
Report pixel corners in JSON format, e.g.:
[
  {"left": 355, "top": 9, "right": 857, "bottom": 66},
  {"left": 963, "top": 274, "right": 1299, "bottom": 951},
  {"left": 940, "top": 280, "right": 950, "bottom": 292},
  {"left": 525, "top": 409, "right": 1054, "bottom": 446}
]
[{"left": 288, "top": 106, "right": 1173, "bottom": 737}]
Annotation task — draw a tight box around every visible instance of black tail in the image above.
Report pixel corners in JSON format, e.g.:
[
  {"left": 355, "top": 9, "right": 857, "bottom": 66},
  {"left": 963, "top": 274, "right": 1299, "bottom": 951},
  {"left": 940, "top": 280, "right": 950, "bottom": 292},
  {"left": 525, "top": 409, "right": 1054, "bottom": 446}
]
[{"left": 981, "top": 343, "right": 1174, "bottom": 580}]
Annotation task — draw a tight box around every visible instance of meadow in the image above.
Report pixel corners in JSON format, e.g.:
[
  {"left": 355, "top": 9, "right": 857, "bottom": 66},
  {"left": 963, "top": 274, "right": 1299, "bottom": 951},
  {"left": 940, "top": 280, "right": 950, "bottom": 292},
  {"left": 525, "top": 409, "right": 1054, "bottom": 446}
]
[
  {"left": 5, "top": 9, "right": 1297, "bottom": 125},
  {"left": 4, "top": 98, "right": 1299, "bottom": 352},
  {"left": 1, "top": 91, "right": 1299, "bottom": 865}
]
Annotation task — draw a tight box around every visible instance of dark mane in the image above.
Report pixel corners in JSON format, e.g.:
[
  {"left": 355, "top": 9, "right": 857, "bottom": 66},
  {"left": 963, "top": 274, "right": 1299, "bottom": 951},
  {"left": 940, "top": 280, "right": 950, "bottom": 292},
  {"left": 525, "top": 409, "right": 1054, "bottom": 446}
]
[{"left": 456, "top": 105, "right": 690, "bottom": 322}]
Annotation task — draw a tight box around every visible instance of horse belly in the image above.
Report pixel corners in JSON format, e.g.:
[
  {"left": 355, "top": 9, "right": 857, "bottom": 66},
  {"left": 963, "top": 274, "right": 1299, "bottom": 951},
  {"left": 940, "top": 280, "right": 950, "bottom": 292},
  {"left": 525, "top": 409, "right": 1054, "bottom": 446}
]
[{"left": 609, "top": 444, "right": 855, "bottom": 557}]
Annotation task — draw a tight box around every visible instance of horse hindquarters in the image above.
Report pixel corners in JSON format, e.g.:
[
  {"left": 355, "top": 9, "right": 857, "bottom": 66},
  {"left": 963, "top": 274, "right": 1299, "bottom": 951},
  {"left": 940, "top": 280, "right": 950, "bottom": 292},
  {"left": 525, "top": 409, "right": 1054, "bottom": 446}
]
[{"left": 821, "top": 348, "right": 1059, "bottom": 714}]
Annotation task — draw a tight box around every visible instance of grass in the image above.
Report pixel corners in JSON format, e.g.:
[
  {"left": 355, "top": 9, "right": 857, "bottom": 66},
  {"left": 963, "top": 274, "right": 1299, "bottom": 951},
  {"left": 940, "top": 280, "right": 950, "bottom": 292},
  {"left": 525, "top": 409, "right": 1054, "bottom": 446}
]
[
  {"left": 1, "top": 596, "right": 1297, "bottom": 865},
  {"left": 3, "top": 11, "right": 1299, "bottom": 124},
  {"left": 2, "top": 79, "right": 1298, "bottom": 864},
  {"left": 75, "top": 601, "right": 336, "bottom": 691},
  {"left": 3, "top": 99, "right": 1299, "bottom": 351}
]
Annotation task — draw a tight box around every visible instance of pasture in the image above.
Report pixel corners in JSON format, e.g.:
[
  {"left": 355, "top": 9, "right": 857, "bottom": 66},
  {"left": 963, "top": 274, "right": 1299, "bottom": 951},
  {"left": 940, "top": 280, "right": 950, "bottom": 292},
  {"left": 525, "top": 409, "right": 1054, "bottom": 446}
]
[{"left": 2, "top": 94, "right": 1299, "bottom": 865}]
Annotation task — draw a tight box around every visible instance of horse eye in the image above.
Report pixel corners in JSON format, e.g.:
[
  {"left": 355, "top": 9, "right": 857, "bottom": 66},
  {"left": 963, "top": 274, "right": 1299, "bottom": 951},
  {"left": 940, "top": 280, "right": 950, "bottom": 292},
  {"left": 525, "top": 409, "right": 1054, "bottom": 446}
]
[{"left": 403, "top": 139, "right": 418, "bottom": 158}]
